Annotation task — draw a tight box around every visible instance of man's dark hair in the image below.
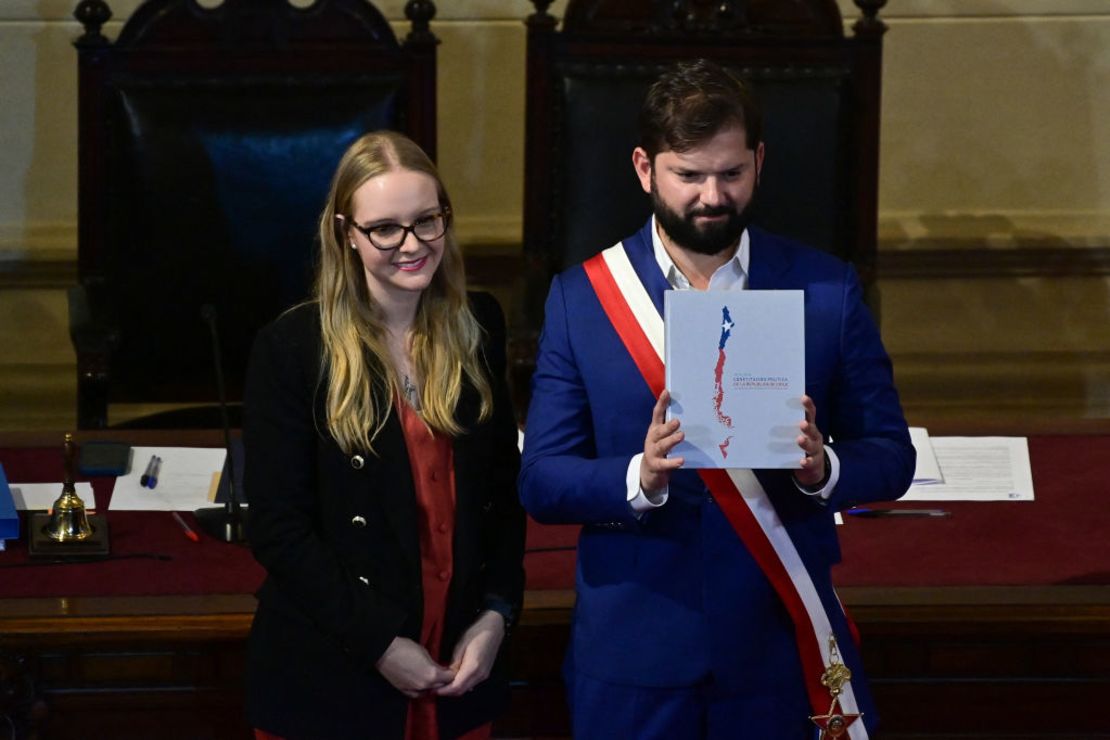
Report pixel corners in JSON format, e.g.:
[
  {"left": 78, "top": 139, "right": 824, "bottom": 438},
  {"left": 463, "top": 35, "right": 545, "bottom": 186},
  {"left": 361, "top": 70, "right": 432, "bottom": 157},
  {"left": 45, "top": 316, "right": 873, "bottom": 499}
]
[{"left": 639, "top": 59, "right": 763, "bottom": 160}]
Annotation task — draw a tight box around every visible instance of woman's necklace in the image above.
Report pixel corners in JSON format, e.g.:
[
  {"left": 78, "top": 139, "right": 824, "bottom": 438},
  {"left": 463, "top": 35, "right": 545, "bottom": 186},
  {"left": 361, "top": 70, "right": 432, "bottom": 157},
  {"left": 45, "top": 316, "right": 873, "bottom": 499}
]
[
  {"left": 386, "top": 323, "right": 421, "bottom": 410},
  {"left": 401, "top": 372, "right": 421, "bottom": 411}
]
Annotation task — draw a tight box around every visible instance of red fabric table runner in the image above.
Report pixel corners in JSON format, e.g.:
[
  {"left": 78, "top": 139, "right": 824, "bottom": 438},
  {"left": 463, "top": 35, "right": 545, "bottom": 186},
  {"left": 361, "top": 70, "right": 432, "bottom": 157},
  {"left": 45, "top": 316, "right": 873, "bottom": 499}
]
[
  {"left": 1, "top": 435, "right": 1107, "bottom": 599},
  {"left": 523, "top": 434, "right": 1110, "bottom": 590}
]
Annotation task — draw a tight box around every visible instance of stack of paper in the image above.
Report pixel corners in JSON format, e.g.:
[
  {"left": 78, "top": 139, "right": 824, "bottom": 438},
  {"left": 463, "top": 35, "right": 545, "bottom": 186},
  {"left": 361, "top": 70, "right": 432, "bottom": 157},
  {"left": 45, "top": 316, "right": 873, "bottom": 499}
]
[
  {"left": 109, "top": 447, "right": 228, "bottom": 511},
  {"left": 903, "top": 428, "right": 1034, "bottom": 501},
  {"left": 909, "top": 427, "right": 944, "bottom": 485},
  {"left": 8, "top": 481, "right": 95, "bottom": 511}
]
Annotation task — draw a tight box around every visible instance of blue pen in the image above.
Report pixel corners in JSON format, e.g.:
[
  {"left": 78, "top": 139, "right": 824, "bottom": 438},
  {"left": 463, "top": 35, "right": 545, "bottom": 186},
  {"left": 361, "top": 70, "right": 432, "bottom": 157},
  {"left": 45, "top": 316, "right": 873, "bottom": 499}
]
[
  {"left": 147, "top": 456, "right": 162, "bottom": 489},
  {"left": 140, "top": 455, "right": 157, "bottom": 487},
  {"left": 845, "top": 507, "right": 950, "bottom": 518}
]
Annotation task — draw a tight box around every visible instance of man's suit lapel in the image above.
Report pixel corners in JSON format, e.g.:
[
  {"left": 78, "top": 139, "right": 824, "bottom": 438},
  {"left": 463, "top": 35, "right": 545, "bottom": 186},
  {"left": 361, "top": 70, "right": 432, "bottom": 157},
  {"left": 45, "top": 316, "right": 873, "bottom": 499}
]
[
  {"left": 621, "top": 219, "right": 671, "bottom": 317},
  {"left": 746, "top": 227, "right": 791, "bottom": 290}
]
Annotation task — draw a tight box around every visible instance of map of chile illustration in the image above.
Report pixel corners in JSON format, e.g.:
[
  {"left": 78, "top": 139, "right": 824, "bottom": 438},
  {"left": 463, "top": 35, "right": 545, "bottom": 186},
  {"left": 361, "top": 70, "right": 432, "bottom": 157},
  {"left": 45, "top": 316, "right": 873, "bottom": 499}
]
[{"left": 713, "top": 307, "right": 736, "bottom": 459}]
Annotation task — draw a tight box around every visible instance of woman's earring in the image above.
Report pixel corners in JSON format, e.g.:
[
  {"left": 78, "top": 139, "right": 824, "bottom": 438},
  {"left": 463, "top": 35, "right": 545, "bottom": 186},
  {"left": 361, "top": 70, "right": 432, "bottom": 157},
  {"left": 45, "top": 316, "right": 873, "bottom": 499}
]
[{"left": 350, "top": 241, "right": 358, "bottom": 250}]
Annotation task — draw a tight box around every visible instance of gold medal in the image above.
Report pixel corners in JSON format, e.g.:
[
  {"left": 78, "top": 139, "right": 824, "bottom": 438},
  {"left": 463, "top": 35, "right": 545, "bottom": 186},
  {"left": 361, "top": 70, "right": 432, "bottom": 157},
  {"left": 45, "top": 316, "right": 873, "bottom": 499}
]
[{"left": 810, "top": 636, "right": 862, "bottom": 739}]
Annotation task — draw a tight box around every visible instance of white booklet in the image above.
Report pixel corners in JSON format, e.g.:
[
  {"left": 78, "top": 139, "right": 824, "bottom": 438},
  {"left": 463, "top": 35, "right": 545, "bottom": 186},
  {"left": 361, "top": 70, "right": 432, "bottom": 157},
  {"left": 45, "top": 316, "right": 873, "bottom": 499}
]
[{"left": 664, "top": 290, "right": 805, "bottom": 469}]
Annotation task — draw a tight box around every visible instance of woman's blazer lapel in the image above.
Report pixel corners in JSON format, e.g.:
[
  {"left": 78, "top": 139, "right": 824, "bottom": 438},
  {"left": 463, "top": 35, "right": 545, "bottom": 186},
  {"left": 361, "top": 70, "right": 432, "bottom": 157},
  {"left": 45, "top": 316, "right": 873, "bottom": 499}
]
[
  {"left": 369, "top": 408, "right": 422, "bottom": 580},
  {"left": 449, "top": 383, "right": 485, "bottom": 581}
]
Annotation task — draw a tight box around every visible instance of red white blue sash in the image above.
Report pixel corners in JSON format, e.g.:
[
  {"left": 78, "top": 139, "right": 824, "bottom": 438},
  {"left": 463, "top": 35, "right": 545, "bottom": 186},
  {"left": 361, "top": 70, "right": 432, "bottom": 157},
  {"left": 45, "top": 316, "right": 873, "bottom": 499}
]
[{"left": 583, "top": 242, "right": 868, "bottom": 738}]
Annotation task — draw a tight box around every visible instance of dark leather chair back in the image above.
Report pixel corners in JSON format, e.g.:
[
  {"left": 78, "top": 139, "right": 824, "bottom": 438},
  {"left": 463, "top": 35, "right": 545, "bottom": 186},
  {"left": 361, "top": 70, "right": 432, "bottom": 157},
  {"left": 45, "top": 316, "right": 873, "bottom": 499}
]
[
  {"left": 523, "top": 0, "right": 887, "bottom": 319},
  {"left": 70, "top": 0, "right": 438, "bottom": 428}
]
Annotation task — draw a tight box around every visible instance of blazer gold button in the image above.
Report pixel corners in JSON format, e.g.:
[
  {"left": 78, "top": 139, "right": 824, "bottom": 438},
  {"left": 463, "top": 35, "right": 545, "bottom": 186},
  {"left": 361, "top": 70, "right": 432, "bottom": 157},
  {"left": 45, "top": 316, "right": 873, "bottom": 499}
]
[
  {"left": 351, "top": 515, "right": 367, "bottom": 527},
  {"left": 351, "top": 455, "right": 364, "bottom": 469}
]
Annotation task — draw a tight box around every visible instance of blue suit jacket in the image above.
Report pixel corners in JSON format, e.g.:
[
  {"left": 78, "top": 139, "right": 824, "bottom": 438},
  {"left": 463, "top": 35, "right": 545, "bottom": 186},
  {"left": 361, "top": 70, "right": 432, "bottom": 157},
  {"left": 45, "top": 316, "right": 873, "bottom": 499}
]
[{"left": 519, "top": 220, "right": 915, "bottom": 731}]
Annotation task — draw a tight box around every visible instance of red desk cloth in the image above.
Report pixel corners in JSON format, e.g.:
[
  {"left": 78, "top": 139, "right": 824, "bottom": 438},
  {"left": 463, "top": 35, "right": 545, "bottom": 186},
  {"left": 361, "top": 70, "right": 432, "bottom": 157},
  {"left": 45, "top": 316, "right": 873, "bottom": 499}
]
[{"left": 1, "top": 435, "right": 1108, "bottom": 599}]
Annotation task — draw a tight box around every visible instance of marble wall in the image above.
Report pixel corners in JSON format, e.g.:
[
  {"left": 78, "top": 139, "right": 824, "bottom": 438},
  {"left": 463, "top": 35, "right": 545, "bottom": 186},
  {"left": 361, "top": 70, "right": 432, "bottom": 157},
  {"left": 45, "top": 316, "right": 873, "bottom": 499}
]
[{"left": 1, "top": 0, "right": 1107, "bottom": 429}]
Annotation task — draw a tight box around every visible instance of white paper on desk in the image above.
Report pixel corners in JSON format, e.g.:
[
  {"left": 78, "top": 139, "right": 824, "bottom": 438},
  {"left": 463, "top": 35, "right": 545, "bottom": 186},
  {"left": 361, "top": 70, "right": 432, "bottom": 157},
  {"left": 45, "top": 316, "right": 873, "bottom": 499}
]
[
  {"left": 901, "top": 437, "right": 1034, "bottom": 501},
  {"left": 108, "top": 446, "right": 227, "bottom": 511},
  {"left": 10, "top": 482, "right": 96, "bottom": 511},
  {"left": 664, "top": 290, "right": 805, "bottom": 469},
  {"left": 909, "top": 427, "right": 944, "bottom": 484}
]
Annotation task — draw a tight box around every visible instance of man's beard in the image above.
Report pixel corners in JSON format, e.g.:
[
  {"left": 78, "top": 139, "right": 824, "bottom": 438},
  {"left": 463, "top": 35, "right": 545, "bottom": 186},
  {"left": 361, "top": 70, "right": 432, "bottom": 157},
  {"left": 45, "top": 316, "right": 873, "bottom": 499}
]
[{"left": 650, "top": 178, "right": 757, "bottom": 257}]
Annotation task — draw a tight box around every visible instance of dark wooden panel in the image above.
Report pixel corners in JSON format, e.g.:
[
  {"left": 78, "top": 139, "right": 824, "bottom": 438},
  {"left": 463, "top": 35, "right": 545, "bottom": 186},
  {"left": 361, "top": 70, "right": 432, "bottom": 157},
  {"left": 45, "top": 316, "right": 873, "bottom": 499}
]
[{"left": 2, "top": 588, "right": 1109, "bottom": 738}]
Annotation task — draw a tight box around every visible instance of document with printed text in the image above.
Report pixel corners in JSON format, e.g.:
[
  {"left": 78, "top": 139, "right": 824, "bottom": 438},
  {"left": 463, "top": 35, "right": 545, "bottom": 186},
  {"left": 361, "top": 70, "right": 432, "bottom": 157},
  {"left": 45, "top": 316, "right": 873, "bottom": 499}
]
[
  {"left": 664, "top": 290, "right": 805, "bottom": 469},
  {"left": 902, "top": 436, "right": 1034, "bottom": 501}
]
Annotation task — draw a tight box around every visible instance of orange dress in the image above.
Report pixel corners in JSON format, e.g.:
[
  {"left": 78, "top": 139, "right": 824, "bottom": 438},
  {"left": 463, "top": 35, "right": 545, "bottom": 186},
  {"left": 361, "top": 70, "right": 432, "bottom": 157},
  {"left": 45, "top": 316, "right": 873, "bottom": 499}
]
[{"left": 399, "top": 400, "right": 491, "bottom": 740}]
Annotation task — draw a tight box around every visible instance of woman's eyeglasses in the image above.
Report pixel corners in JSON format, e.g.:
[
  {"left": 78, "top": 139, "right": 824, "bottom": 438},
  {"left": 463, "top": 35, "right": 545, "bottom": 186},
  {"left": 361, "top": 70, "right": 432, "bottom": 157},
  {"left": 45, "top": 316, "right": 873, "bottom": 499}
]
[{"left": 345, "top": 210, "right": 451, "bottom": 251}]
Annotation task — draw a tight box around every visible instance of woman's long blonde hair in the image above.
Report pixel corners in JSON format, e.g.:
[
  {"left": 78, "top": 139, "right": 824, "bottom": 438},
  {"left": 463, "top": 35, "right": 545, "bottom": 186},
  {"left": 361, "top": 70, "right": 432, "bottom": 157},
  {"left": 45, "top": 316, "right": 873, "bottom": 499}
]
[{"left": 315, "top": 131, "right": 492, "bottom": 454}]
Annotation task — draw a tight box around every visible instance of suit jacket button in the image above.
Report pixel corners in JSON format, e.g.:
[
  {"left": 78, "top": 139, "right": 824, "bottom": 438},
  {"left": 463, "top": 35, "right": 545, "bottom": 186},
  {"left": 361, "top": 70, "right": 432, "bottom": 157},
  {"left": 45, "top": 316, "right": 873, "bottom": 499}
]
[
  {"left": 351, "top": 455, "right": 364, "bottom": 469},
  {"left": 358, "top": 576, "right": 369, "bottom": 585},
  {"left": 351, "top": 515, "right": 367, "bottom": 527}
]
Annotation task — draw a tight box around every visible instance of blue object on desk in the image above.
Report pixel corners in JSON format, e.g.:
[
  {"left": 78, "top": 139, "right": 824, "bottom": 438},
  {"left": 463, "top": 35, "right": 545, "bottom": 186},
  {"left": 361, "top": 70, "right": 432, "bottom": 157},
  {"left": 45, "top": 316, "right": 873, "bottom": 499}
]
[
  {"left": 140, "top": 454, "right": 157, "bottom": 488},
  {"left": 78, "top": 441, "right": 132, "bottom": 477},
  {"left": 147, "top": 456, "right": 162, "bottom": 489},
  {"left": 844, "top": 507, "right": 950, "bottom": 518},
  {"left": 0, "top": 464, "right": 18, "bottom": 541}
]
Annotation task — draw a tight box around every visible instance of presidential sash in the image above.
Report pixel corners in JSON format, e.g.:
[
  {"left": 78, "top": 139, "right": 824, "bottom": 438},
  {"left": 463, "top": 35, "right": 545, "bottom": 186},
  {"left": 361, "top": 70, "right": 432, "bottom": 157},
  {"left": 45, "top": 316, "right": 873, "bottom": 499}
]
[{"left": 583, "top": 242, "right": 868, "bottom": 739}]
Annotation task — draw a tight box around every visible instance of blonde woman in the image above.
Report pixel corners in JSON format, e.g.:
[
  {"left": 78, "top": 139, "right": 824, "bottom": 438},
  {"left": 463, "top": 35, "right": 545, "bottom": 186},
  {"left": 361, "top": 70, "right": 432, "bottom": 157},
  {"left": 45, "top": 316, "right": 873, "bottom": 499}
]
[{"left": 244, "top": 131, "right": 524, "bottom": 740}]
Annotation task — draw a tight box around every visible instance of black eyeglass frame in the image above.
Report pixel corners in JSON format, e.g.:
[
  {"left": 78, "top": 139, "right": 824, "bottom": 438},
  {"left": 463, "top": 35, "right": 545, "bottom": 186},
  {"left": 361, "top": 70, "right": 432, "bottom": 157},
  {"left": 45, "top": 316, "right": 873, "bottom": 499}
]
[{"left": 342, "top": 208, "right": 452, "bottom": 252}]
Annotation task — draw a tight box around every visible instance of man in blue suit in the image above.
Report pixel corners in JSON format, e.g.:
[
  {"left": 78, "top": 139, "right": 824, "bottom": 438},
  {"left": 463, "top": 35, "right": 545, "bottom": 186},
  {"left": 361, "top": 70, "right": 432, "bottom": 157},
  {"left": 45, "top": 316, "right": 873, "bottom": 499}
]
[{"left": 519, "top": 60, "right": 915, "bottom": 739}]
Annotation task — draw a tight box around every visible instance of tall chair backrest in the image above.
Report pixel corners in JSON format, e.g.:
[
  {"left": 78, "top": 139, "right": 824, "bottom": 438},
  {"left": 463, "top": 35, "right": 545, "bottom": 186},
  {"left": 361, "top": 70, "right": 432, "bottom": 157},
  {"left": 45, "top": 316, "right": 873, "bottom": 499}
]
[
  {"left": 522, "top": 0, "right": 887, "bottom": 325},
  {"left": 70, "top": 0, "right": 438, "bottom": 428}
]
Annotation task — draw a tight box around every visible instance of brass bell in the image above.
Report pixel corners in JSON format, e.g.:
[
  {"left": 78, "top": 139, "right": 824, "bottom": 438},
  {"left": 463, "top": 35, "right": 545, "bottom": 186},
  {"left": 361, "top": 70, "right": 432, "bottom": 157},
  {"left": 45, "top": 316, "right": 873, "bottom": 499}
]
[
  {"left": 43, "top": 490, "right": 94, "bottom": 542},
  {"left": 42, "top": 434, "right": 95, "bottom": 542},
  {"left": 28, "top": 433, "right": 110, "bottom": 559}
]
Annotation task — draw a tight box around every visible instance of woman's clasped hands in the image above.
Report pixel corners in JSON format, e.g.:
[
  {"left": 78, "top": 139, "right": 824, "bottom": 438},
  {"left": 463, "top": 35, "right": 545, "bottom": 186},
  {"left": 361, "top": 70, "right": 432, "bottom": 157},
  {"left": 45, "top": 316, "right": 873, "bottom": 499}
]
[{"left": 375, "top": 610, "right": 505, "bottom": 698}]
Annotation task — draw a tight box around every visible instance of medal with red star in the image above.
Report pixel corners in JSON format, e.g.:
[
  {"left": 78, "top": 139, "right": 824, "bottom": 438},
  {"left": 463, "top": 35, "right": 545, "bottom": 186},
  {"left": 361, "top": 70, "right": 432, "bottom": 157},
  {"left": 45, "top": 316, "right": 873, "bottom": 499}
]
[
  {"left": 809, "top": 636, "right": 863, "bottom": 739},
  {"left": 811, "top": 697, "right": 862, "bottom": 739}
]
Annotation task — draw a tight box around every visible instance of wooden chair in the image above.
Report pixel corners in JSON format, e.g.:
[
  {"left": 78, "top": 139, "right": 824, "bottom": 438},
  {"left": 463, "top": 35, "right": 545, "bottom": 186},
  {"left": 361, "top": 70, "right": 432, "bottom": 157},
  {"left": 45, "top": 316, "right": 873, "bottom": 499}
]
[
  {"left": 520, "top": 0, "right": 888, "bottom": 328},
  {"left": 69, "top": 0, "right": 438, "bottom": 428}
]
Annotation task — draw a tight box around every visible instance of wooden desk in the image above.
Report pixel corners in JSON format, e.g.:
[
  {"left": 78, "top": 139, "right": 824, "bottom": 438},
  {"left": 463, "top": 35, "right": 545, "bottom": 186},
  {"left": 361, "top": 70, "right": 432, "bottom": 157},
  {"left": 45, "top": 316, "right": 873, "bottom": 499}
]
[
  {"left": 2, "top": 426, "right": 1109, "bottom": 739},
  {"left": 0, "top": 430, "right": 256, "bottom": 739}
]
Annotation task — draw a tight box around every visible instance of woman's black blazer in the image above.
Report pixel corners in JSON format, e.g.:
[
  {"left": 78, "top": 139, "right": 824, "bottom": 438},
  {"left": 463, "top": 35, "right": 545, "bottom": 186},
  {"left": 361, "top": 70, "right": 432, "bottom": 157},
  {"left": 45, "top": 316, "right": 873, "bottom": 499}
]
[{"left": 243, "top": 292, "right": 525, "bottom": 739}]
